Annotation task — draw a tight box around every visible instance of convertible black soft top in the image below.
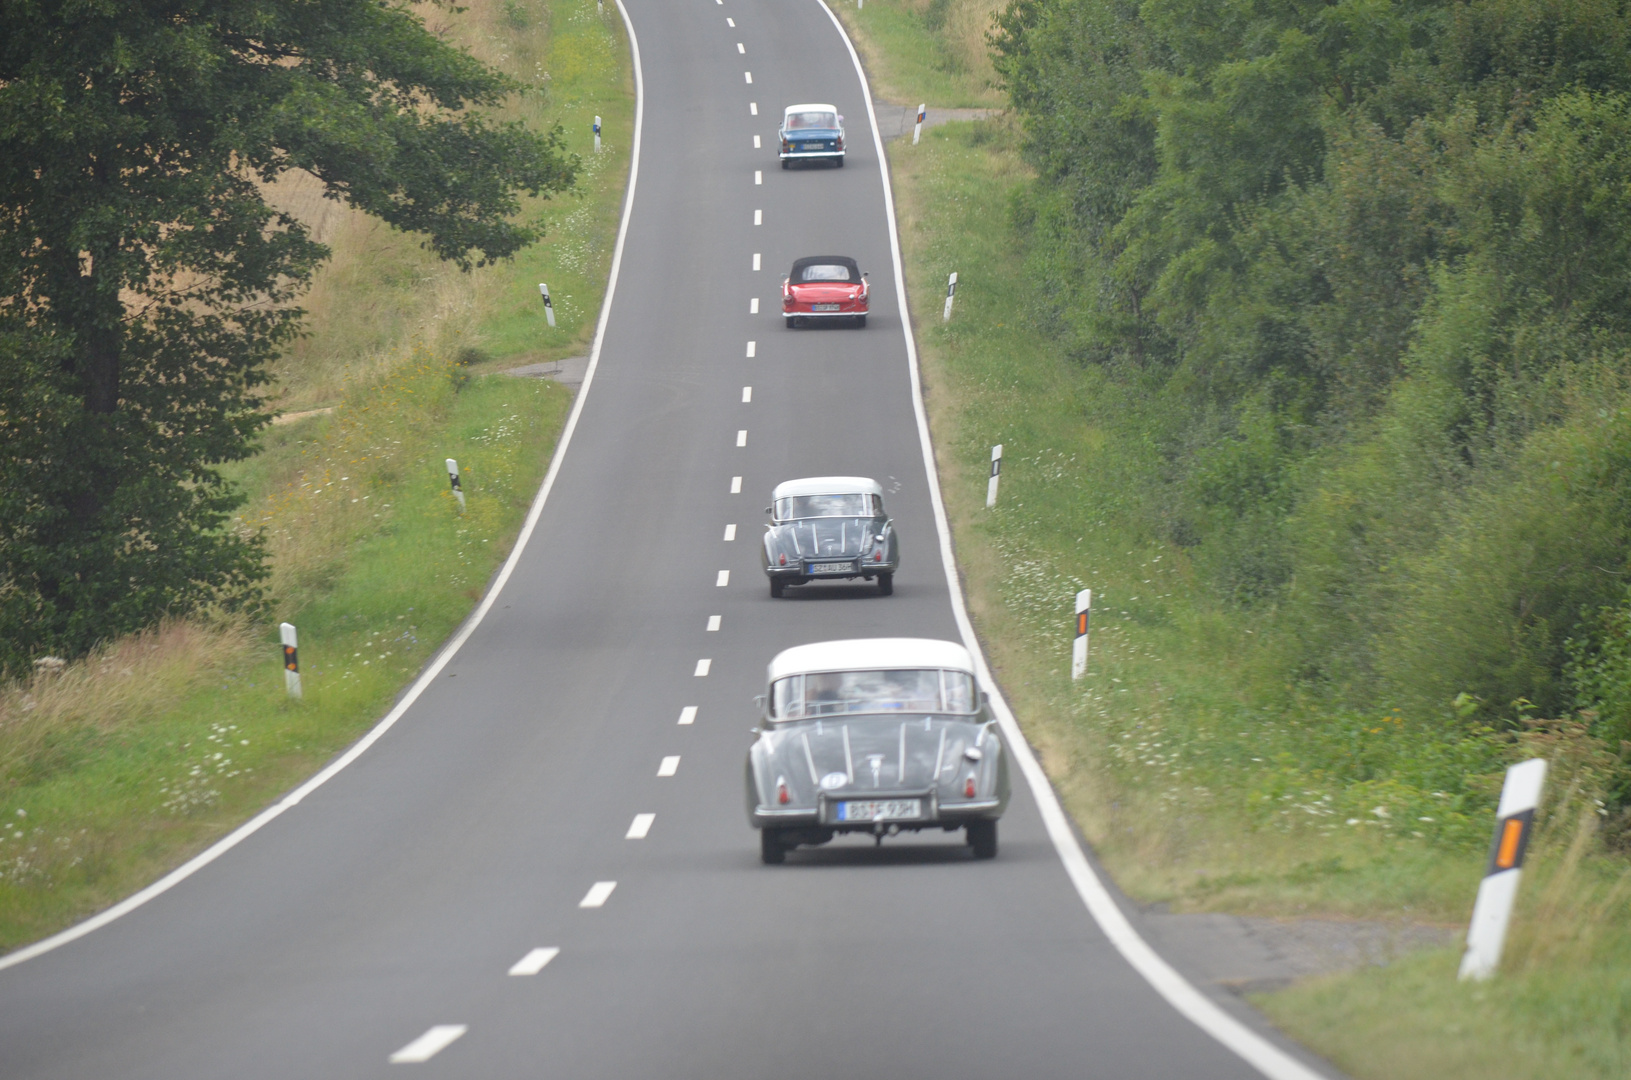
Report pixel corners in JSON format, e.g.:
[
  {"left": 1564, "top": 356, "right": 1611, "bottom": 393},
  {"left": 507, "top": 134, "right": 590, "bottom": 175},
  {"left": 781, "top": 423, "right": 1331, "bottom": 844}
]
[{"left": 789, "top": 255, "right": 861, "bottom": 283}]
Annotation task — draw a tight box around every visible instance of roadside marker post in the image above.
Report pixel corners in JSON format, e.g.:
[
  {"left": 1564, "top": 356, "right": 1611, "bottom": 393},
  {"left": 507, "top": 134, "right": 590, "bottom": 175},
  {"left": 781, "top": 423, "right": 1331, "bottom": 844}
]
[
  {"left": 942, "top": 271, "right": 957, "bottom": 322},
  {"left": 986, "top": 443, "right": 1002, "bottom": 508},
  {"left": 593, "top": 116, "right": 602, "bottom": 154},
  {"left": 538, "top": 282, "right": 556, "bottom": 328},
  {"left": 1459, "top": 758, "right": 1548, "bottom": 981},
  {"left": 280, "top": 623, "right": 302, "bottom": 700},
  {"left": 446, "top": 458, "right": 466, "bottom": 513},
  {"left": 913, "top": 104, "right": 925, "bottom": 145},
  {"left": 1072, "top": 589, "right": 1092, "bottom": 679}
]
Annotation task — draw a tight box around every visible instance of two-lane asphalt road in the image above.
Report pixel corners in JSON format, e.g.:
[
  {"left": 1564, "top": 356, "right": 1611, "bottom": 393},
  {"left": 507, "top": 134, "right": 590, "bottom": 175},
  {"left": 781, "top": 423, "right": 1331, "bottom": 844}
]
[{"left": 0, "top": 2, "right": 1334, "bottom": 1077}]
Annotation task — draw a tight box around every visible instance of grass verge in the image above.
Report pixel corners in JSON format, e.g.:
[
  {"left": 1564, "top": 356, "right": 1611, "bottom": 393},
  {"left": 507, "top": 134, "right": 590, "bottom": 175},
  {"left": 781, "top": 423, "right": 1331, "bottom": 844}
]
[
  {"left": 0, "top": 0, "right": 631, "bottom": 951},
  {"left": 848, "top": 0, "right": 1631, "bottom": 1075}
]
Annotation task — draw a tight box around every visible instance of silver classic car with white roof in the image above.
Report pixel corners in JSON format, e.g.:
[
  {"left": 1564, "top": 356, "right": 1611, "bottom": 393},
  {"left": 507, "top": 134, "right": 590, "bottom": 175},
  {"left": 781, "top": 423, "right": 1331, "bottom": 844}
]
[
  {"left": 761, "top": 477, "right": 899, "bottom": 597},
  {"left": 778, "top": 103, "right": 844, "bottom": 167},
  {"left": 745, "top": 638, "right": 1010, "bottom": 863}
]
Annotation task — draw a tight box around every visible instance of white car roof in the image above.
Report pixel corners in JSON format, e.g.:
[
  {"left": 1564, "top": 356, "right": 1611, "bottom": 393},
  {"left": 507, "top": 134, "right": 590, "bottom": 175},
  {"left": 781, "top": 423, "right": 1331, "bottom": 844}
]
[
  {"left": 768, "top": 638, "right": 975, "bottom": 682},
  {"left": 771, "top": 476, "right": 883, "bottom": 500},
  {"left": 784, "top": 103, "right": 839, "bottom": 117}
]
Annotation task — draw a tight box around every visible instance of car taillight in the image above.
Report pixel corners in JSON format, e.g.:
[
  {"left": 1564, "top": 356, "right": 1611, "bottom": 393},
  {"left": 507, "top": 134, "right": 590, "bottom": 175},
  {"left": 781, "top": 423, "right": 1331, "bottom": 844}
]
[
  {"left": 874, "top": 550, "right": 882, "bottom": 562},
  {"left": 779, "top": 553, "right": 787, "bottom": 565},
  {"left": 964, "top": 776, "right": 977, "bottom": 798},
  {"left": 777, "top": 777, "right": 790, "bottom": 805}
]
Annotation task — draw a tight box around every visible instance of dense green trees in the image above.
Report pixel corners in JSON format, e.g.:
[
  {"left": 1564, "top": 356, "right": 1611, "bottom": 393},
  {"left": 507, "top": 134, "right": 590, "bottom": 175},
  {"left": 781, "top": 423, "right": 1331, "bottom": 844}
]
[
  {"left": 0, "top": 0, "right": 576, "bottom": 672},
  {"left": 992, "top": 0, "right": 1631, "bottom": 728}
]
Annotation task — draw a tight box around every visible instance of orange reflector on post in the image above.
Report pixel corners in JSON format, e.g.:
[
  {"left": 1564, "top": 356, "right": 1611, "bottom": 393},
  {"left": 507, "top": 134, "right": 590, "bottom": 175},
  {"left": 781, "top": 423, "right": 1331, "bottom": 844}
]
[{"left": 1495, "top": 817, "right": 1525, "bottom": 869}]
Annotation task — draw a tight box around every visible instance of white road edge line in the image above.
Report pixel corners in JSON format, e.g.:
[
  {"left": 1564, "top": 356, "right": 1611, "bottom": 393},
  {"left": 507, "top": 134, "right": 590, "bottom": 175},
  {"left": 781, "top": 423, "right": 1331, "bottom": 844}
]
[
  {"left": 0, "top": 0, "right": 650, "bottom": 975},
  {"left": 579, "top": 881, "right": 617, "bottom": 908},
  {"left": 389, "top": 1024, "right": 467, "bottom": 1063},
  {"left": 816, "top": 4, "right": 1331, "bottom": 1079},
  {"left": 508, "top": 946, "right": 560, "bottom": 976},
  {"left": 658, "top": 755, "right": 681, "bottom": 776}
]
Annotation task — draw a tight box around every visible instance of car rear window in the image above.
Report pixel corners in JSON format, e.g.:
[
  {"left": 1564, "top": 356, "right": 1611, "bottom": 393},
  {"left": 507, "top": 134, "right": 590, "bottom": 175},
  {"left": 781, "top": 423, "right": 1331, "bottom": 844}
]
[
  {"left": 775, "top": 493, "right": 876, "bottom": 519},
  {"left": 771, "top": 669, "right": 976, "bottom": 719},
  {"left": 787, "top": 111, "right": 838, "bottom": 130},
  {"left": 797, "top": 264, "right": 855, "bottom": 283}
]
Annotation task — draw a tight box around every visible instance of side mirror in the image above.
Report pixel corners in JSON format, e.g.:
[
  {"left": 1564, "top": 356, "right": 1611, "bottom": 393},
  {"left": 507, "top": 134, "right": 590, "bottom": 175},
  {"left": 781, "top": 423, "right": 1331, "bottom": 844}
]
[
  {"left": 765, "top": 506, "right": 773, "bottom": 514},
  {"left": 753, "top": 693, "right": 766, "bottom": 710}
]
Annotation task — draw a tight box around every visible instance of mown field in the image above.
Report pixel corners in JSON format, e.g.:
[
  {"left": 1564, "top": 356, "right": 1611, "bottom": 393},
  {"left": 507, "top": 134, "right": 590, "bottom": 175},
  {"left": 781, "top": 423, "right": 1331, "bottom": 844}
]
[
  {"left": 0, "top": 0, "right": 632, "bottom": 950},
  {"left": 832, "top": 2, "right": 1631, "bottom": 1077}
]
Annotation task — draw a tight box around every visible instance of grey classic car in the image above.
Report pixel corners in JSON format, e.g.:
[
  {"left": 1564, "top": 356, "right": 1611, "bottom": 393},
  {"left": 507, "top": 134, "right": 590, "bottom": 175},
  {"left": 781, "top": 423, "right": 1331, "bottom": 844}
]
[
  {"left": 778, "top": 103, "right": 844, "bottom": 167},
  {"left": 746, "top": 638, "right": 1010, "bottom": 863},
  {"left": 761, "top": 477, "right": 899, "bottom": 596}
]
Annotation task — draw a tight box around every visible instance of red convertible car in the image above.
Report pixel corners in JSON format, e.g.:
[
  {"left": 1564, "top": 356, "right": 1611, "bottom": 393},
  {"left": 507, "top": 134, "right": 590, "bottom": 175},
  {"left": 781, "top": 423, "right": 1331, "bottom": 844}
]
[{"left": 783, "top": 256, "right": 869, "bottom": 329}]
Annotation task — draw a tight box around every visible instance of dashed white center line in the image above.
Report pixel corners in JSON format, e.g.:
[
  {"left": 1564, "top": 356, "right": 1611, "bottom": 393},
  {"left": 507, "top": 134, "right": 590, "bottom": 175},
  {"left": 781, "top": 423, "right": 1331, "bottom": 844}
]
[
  {"left": 737, "top": 42, "right": 745, "bottom": 53},
  {"left": 715, "top": 570, "right": 730, "bottom": 587},
  {"left": 754, "top": 170, "right": 762, "bottom": 185},
  {"left": 389, "top": 1025, "right": 467, "bottom": 1064},
  {"left": 579, "top": 881, "right": 617, "bottom": 908},
  {"left": 730, "top": 475, "right": 742, "bottom": 493},
  {"left": 678, "top": 705, "right": 698, "bottom": 725},
  {"left": 753, "top": 134, "right": 761, "bottom": 149},
  {"left": 695, "top": 657, "right": 713, "bottom": 676},
  {"left": 750, "top": 297, "right": 759, "bottom": 314},
  {"left": 745, "top": 341, "right": 756, "bottom": 357},
  {"left": 752, "top": 253, "right": 761, "bottom": 271},
  {"left": 744, "top": 71, "right": 752, "bottom": 83},
  {"left": 750, "top": 102, "right": 758, "bottom": 115},
  {"left": 742, "top": 386, "right": 752, "bottom": 402},
  {"left": 736, "top": 430, "right": 747, "bottom": 446},
  {"left": 508, "top": 947, "right": 560, "bottom": 976},
  {"left": 658, "top": 755, "right": 681, "bottom": 776},
  {"left": 626, "top": 813, "right": 655, "bottom": 839},
  {"left": 726, "top": 17, "right": 735, "bottom": 25},
  {"left": 707, "top": 615, "right": 721, "bottom": 631},
  {"left": 754, "top": 209, "right": 762, "bottom": 225},
  {"left": 724, "top": 523, "right": 737, "bottom": 541}
]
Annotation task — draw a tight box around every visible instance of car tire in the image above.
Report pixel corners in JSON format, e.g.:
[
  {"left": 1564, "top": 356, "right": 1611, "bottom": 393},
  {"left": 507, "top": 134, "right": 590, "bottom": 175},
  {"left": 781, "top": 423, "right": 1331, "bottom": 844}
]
[
  {"left": 770, "top": 577, "right": 785, "bottom": 598},
  {"left": 967, "top": 820, "right": 998, "bottom": 859},
  {"left": 781, "top": 159, "right": 790, "bottom": 170},
  {"left": 835, "top": 156, "right": 845, "bottom": 168},
  {"left": 877, "top": 572, "right": 893, "bottom": 596},
  {"left": 785, "top": 316, "right": 796, "bottom": 329},
  {"left": 855, "top": 314, "right": 867, "bottom": 328},
  {"left": 760, "top": 828, "right": 786, "bottom": 864}
]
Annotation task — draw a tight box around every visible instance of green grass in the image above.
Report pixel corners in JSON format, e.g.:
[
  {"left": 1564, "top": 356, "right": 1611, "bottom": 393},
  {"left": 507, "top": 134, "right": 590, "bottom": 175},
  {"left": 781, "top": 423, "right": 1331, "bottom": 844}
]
[
  {"left": 0, "top": 0, "right": 630, "bottom": 951},
  {"left": 882, "top": 77, "right": 1631, "bottom": 1080},
  {"left": 830, "top": 0, "right": 1006, "bottom": 108}
]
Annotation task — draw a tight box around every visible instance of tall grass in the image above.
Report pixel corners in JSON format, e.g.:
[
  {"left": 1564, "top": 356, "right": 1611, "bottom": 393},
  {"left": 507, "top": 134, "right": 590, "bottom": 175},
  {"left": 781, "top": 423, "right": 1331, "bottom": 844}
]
[{"left": 831, "top": 0, "right": 1006, "bottom": 108}]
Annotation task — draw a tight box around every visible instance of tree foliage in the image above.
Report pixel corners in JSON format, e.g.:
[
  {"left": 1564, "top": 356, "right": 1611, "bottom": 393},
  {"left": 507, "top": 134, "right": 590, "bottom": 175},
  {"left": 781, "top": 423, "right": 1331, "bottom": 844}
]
[
  {"left": 0, "top": 0, "right": 577, "bottom": 671},
  {"left": 991, "top": 0, "right": 1631, "bottom": 724}
]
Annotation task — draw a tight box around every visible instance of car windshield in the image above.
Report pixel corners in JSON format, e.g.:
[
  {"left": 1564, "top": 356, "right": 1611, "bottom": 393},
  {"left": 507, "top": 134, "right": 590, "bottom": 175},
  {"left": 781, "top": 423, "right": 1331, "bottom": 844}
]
[
  {"left": 797, "top": 264, "right": 855, "bottom": 283},
  {"left": 774, "top": 493, "right": 877, "bottom": 519},
  {"left": 786, "top": 111, "right": 838, "bottom": 130},
  {"left": 771, "top": 669, "right": 976, "bottom": 719}
]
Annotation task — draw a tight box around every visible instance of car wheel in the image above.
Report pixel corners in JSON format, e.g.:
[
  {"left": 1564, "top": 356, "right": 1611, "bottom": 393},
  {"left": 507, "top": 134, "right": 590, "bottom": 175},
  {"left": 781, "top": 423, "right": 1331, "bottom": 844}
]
[
  {"left": 769, "top": 577, "right": 785, "bottom": 598},
  {"left": 781, "top": 159, "right": 790, "bottom": 170},
  {"left": 760, "top": 828, "right": 786, "bottom": 864},
  {"left": 835, "top": 156, "right": 845, "bottom": 168},
  {"left": 785, "top": 316, "right": 796, "bottom": 329},
  {"left": 967, "top": 820, "right": 998, "bottom": 859},
  {"left": 855, "top": 314, "right": 867, "bottom": 328},
  {"left": 877, "top": 572, "right": 893, "bottom": 596}
]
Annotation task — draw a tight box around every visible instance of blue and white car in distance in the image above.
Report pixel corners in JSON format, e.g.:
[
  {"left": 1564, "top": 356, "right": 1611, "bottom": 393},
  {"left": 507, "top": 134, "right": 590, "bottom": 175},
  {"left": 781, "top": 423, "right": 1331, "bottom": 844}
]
[{"left": 779, "top": 103, "right": 844, "bottom": 168}]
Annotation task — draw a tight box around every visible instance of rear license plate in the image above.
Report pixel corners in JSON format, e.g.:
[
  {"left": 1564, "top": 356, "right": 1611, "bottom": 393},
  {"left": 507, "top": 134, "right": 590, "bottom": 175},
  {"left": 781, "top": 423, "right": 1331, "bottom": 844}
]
[
  {"left": 812, "top": 303, "right": 841, "bottom": 312},
  {"left": 802, "top": 143, "right": 825, "bottom": 151},
  {"left": 808, "top": 561, "right": 853, "bottom": 575},
  {"left": 837, "top": 799, "right": 923, "bottom": 822}
]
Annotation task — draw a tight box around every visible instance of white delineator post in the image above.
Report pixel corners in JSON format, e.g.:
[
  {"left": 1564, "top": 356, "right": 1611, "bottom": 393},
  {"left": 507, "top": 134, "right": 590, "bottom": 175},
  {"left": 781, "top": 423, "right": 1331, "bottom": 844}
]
[
  {"left": 538, "top": 282, "right": 556, "bottom": 328},
  {"left": 593, "top": 115, "right": 602, "bottom": 154},
  {"left": 913, "top": 104, "right": 925, "bottom": 145},
  {"left": 942, "top": 271, "right": 958, "bottom": 322},
  {"left": 280, "top": 622, "right": 302, "bottom": 699},
  {"left": 986, "top": 443, "right": 1002, "bottom": 508},
  {"left": 446, "top": 458, "right": 466, "bottom": 513},
  {"left": 1072, "top": 589, "right": 1092, "bottom": 679},
  {"left": 1459, "top": 757, "right": 1548, "bottom": 981}
]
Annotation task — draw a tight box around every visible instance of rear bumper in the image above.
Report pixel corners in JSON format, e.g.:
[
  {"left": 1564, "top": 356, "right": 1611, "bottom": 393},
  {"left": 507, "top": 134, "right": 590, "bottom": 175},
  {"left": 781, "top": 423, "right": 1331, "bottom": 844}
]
[
  {"left": 750, "top": 798, "right": 1001, "bottom": 831},
  {"left": 780, "top": 149, "right": 845, "bottom": 159},
  {"left": 764, "top": 558, "right": 898, "bottom": 582},
  {"left": 784, "top": 306, "right": 868, "bottom": 318}
]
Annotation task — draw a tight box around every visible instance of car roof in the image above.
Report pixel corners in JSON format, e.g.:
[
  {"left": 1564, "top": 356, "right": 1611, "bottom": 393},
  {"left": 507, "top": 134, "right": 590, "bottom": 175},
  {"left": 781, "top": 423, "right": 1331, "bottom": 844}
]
[
  {"left": 783, "top": 103, "right": 839, "bottom": 117},
  {"left": 771, "top": 475, "right": 883, "bottom": 500},
  {"left": 788, "top": 255, "right": 861, "bottom": 279},
  {"left": 769, "top": 638, "right": 976, "bottom": 682}
]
